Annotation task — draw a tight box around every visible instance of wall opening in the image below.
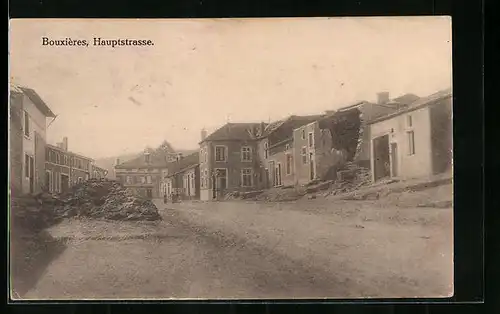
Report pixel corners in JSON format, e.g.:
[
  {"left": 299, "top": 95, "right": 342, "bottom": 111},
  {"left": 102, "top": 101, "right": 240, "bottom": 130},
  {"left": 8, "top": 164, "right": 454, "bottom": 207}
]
[{"left": 373, "top": 135, "right": 391, "bottom": 181}]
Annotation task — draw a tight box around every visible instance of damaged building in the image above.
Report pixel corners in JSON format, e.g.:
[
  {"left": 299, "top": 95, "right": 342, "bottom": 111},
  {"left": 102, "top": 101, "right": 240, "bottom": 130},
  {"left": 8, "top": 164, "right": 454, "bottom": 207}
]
[
  {"left": 368, "top": 88, "right": 452, "bottom": 182},
  {"left": 293, "top": 92, "right": 419, "bottom": 185}
]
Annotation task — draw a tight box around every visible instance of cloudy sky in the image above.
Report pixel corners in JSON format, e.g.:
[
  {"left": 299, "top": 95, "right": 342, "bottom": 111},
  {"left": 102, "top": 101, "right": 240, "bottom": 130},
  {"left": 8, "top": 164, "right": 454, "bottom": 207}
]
[{"left": 9, "top": 17, "right": 452, "bottom": 159}]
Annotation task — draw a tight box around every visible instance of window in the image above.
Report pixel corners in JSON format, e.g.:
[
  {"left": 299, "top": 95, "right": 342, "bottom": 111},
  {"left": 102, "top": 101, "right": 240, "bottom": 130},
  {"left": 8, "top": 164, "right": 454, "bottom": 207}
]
[
  {"left": 24, "top": 111, "right": 30, "bottom": 137},
  {"left": 241, "top": 168, "right": 253, "bottom": 187},
  {"left": 146, "top": 175, "right": 152, "bottom": 184},
  {"left": 24, "top": 154, "right": 30, "bottom": 178},
  {"left": 308, "top": 132, "right": 314, "bottom": 148},
  {"left": 407, "top": 131, "right": 415, "bottom": 155},
  {"left": 140, "top": 176, "right": 146, "bottom": 184},
  {"left": 407, "top": 115, "right": 413, "bottom": 127},
  {"left": 56, "top": 153, "right": 60, "bottom": 164},
  {"left": 215, "top": 146, "right": 227, "bottom": 162},
  {"left": 64, "top": 156, "right": 68, "bottom": 166},
  {"left": 204, "top": 150, "right": 208, "bottom": 163},
  {"left": 301, "top": 129, "right": 306, "bottom": 140},
  {"left": 264, "top": 142, "right": 269, "bottom": 159},
  {"left": 191, "top": 173, "right": 195, "bottom": 190},
  {"left": 126, "top": 176, "right": 132, "bottom": 184},
  {"left": 78, "top": 177, "right": 83, "bottom": 183},
  {"left": 241, "top": 146, "right": 252, "bottom": 161},
  {"left": 285, "top": 144, "right": 290, "bottom": 151},
  {"left": 286, "top": 154, "right": 293, "bottom": 175},
  {"left": 301, "top": 147, "right": 307, "bottom": 164}
]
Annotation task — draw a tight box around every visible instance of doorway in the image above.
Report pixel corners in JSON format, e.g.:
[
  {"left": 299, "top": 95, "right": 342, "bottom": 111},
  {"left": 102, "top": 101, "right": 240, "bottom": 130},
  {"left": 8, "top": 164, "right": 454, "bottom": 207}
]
[
  {"left": 309, "top": 152, "right": 315, "bottom": 180},
  {"left": 390, "top": 143, "right": 399, "bottom": 177},
  {"left": 215, "top": 169, "right": 227, "bottom": 198},
  {"left": 268, "top": 161, "right": 275, "bottom": 187},
  {"left": 373, "top": 135, "right": 391, "bottom": 181},
  {"left": 61, "top": 174, "right": 69, "bottom": 194},
  {"left": 27, "top": 155, "right": 34, "bottom": 194},
  {"left": 275, "top": 163, "right": 282, "bottom": 186}
]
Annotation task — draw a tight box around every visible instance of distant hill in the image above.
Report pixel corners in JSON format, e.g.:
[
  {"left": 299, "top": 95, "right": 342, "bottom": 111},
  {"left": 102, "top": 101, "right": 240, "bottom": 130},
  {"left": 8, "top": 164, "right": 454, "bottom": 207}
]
[{"left": 95, "top": 142, "right": 198, "bottom": 179}]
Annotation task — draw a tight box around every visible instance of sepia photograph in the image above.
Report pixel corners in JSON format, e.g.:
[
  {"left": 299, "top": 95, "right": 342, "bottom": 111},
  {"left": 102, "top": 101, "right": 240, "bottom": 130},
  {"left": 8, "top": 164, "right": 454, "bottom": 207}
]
[{"left": 9, "top": 17, "right": 453, "bottom": 300}]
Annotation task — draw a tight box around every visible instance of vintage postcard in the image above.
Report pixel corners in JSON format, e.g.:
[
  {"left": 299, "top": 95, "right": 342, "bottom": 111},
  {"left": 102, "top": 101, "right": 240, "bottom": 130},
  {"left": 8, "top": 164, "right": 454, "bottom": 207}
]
[{"left": 9, "top": 17, "right": 453, "bottom": 300}]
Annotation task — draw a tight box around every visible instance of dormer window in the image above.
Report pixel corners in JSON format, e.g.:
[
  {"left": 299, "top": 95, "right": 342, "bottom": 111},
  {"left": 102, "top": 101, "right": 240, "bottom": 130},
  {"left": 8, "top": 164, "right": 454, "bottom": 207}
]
[{"left": 145, "top": 153, "right": 150, "bottom": 163}]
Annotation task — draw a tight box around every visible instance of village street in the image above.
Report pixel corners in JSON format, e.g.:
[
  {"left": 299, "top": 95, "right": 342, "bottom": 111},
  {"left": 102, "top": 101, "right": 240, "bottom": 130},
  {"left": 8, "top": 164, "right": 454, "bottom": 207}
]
[{"left": 20, "top": 196, "right": 453, "bottom": 300}]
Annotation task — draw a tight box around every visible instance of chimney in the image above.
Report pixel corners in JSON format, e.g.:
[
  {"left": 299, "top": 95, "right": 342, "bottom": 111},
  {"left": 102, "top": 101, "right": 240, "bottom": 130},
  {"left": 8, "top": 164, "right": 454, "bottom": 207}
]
[
  {"left": 201, "top": 128, "right": 207, "bottom": 141},
  {"left": 260, "top": 121, "right": 266, "bottom": 134},
  {"left": 115, "top": 158, "right": 120, "bottom": 165},
  {"left": 63, "top": 137, "right": 68, "bottom": 151},
  {"left": 144, "top": 151, "right": 151, "bottom": 164},
  {"left": 56, "top": 142, "right": 63, "bottom": 149},
  {"left": 377, "top": 92, "right": 390, "bottom": 105}
]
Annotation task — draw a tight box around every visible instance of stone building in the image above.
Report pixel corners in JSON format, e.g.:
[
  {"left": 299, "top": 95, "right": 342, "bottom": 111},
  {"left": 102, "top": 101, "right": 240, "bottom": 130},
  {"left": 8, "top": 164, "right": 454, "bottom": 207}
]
[
  {"left": 368, "top": 88, "right": 452, "bottom": 182},
  {"left": 9, "top": 85, "right": 56, "bottom": 195}
]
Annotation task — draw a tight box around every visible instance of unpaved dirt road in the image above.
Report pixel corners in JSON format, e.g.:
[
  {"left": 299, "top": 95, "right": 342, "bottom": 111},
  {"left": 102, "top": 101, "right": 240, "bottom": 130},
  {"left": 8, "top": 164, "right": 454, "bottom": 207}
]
[{"left": 19, "top": 199, "right": 453, "bottom": 300}]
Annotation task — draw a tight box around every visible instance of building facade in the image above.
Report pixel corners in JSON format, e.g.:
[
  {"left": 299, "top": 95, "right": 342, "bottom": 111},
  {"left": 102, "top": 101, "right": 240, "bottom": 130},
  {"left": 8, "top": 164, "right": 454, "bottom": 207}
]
[
  {"left": 9, "top": 85, "right": 55, "bottom": 196},
  {"left": 368, "top": 89, "right": 452, "bottom": 182},
  {"left": 115, "top": 148, "right": 178, "bottom": 199},
  {"left": 291, "top": 93, "right": 420, "bottom": 186},
  {"left": 199, "top": 123, "right": 264, "bottom": 201},
  {"left": 162, "top": 152, "right": 200, "bottom": 200},
  {"left": 45, "top": 138, "right": 94, "bottom": 194}
]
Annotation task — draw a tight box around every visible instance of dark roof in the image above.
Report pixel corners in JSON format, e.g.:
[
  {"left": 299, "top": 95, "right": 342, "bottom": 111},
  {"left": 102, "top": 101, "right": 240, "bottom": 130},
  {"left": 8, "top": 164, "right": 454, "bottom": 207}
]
[
  {"left": 392, "top": 93, "right": 420, "bottom": 105},
  {"left": 201, "top": 123, "right": 262, "bottom": 143},
  {"left": 263, "top": 115, "right": 325, "bottom": 138},
  {"left": 166, "top": 152, "right": 200, "bottom": 176},
  {"left": 368, "top": 88, "right": 452, "bottom": 125},
  {"left": 115, "top": 151, "right": 173, "bottom": 169},
  {"left": 13, "top": 86, "right": 56, "bottom": 118}
]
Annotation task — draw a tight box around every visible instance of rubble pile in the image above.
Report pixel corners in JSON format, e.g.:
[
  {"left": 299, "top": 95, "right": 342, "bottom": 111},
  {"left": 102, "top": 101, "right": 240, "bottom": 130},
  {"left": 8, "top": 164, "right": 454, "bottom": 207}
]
[
  {"left": 253, "top": 186, "right": 306, "bottom": 202},
  {"left": 224, "top": 190, "right": 264, "bottom": 201},
  {"left": 11, "top": 180, "right": 162, "bottom": 225},
  {"left": 324, "top": 162, "right": 372, "bottom": 196}
]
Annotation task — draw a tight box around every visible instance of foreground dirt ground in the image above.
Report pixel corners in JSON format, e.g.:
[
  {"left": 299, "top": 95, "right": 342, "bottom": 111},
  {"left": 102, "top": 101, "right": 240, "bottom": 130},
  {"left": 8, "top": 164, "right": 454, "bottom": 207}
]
[{"left": 18, "top": 196, "right": 453, "bottom": 300}]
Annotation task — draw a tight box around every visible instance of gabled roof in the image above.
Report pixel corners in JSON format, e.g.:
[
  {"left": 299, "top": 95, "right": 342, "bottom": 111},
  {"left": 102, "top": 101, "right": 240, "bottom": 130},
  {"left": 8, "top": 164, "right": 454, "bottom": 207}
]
[
  {"left": 11, "top": 85, "right": 56, "bottom": 118},
  {"left": 201, "top": 123, "right": 262, "bottom": 143},
  {"left": 115, "top": 151, "right": 172, "bottom": 169},
  {"left": 166, "top": 152, "right": 200, "bottom": 176},
  {"left": 368, "top": 88, "right": 452, "bottom": 125},
  {"left": 392, "top": 93, "right": 420, "bottom": 105},
  {"left": 261, "top": 115, "right": 325, "bottom": 139}
]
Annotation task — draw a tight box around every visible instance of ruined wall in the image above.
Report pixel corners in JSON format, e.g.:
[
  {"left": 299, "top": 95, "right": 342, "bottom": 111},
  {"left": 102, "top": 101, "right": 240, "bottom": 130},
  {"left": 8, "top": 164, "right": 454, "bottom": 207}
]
[
  {"left": 429, "top": 97, "right": 453, "bottom": 175},
  {"left": 293, "top": 123, "right": 315, "bottom": 185},
  {"left": 267, "top": 142, "right": 294, "bottom": 187}
]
